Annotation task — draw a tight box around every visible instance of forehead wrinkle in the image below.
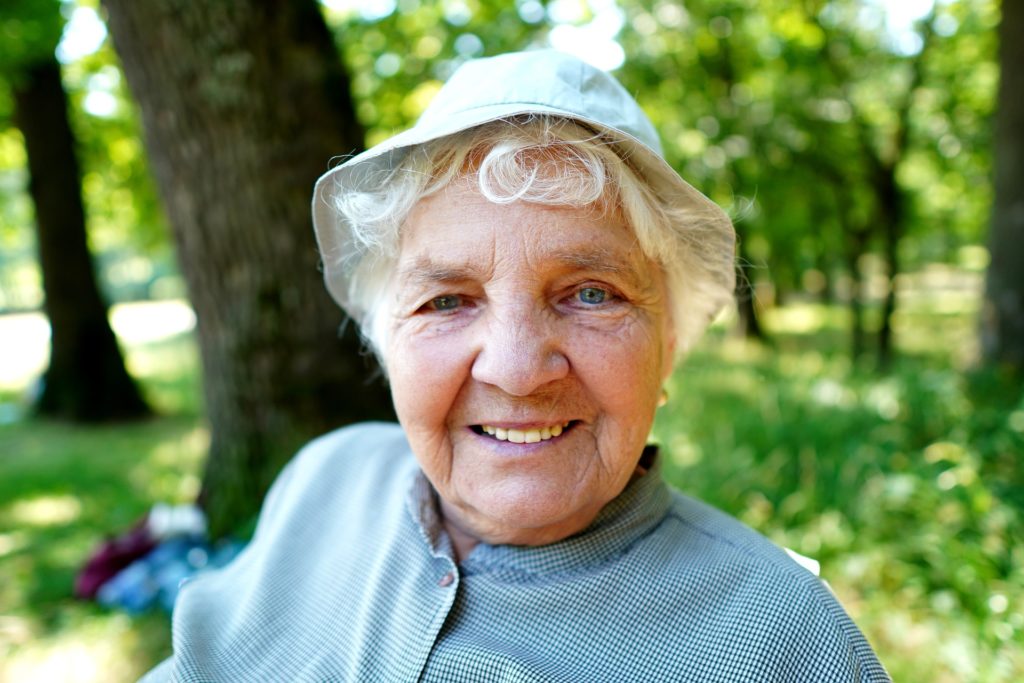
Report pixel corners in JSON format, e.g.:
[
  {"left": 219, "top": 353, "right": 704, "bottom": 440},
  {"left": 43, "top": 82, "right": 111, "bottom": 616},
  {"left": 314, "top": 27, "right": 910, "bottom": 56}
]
[{"left": 398, "top": 255, "right": 486, "bottom": 287}]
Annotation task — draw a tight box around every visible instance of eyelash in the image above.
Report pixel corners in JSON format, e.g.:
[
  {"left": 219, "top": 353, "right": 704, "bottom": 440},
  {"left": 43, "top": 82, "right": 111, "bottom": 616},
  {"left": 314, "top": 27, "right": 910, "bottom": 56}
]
[
  {"left": 418, "top": 284, "right": 620, "bottom": 315},
  {"left": 426, "top": 294, "right": 464, "bottom": 312}
]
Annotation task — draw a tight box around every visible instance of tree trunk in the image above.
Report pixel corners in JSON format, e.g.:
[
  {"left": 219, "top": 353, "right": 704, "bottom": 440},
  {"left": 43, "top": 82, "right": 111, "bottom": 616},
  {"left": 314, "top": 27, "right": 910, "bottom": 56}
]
[
  {"left": 103, "top": 0, "right": 394, "bottom": 536},
  {"left": 875, "top": 162, "right": 901, "bottom": 369},
  {"left": 981, "top": 0, "right": 1024, "bottom": 370},
  {"left": 12, "top": 56, "right": 150, "bottom": 422},
  {"left": 845, "top": 234, "right": 868, "bottom": 360},
  {"left": 734, "top": 232, "right": 765, "bottom": 341}
]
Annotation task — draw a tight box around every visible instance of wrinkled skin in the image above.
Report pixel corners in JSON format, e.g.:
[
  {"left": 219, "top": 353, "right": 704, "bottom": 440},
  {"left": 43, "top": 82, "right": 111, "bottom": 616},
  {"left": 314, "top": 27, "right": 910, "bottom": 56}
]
[{"left": 386, "top": 181, "right": 675, "bottom": 558}]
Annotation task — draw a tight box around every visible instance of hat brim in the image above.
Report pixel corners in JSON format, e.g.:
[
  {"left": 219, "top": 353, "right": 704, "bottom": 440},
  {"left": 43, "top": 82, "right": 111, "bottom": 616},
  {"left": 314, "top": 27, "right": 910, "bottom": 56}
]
[{"left": 312, "top": 103, "right": 732, "bottom": 316}]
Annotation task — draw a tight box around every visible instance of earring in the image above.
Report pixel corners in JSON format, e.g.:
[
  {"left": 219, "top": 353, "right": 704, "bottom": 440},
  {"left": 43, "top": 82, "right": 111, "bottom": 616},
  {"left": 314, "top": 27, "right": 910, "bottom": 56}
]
[{"left": 658, "top": 388, "right": 669, "bottom": 407}]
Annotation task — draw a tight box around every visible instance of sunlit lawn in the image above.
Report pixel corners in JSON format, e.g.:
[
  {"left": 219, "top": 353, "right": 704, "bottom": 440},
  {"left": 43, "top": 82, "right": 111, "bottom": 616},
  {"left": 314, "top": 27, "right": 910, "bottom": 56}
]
[
  {"left": 0, "top": 323, "right": 205, "bottom": 683},
  {"left": 653, "top": 268, "right": 1023, "bottom": 682},
  {"left": 1, "top": 269, "right": 1022, "bottom": 682}
]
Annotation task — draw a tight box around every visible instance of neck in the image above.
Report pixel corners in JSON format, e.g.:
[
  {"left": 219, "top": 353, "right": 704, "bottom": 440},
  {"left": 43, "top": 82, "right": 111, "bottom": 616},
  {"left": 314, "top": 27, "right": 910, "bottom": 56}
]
[
  {"left": 442, "top": 517, "right": 481, "bottom": 563},
  {"left": 437, "top": 462, "right": 654, "bottom": 563}
]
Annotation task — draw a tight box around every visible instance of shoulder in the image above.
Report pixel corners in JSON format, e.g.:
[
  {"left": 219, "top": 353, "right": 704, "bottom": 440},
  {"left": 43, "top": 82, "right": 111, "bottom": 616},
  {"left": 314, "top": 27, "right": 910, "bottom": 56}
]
[
  {"left": 290, "top": 420, "right": 411, "bottom": 474},
  {"left": 644, "top": 490, "right": 890, "bottom": 680},
  {"left": 661, "top": 489, "right": 804, "bottom": 574},
  {"left": 253, "top": 421, "right": 415, "bottom": 537},
  {"left": 276, "top": 421, "right": 412, "bottom": 493}
]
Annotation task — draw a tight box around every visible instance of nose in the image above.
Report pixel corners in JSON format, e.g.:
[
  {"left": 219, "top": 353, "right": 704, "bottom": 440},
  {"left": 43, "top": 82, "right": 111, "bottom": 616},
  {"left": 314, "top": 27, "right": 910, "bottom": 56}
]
[{"left": 470, "top": 298, "right": 569, "bottom": 396}]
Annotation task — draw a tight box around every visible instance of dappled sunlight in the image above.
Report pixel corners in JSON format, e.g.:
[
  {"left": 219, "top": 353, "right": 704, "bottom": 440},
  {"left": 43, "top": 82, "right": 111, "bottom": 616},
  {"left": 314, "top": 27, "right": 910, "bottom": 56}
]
[
  {"left": 897, "top": 263, "right": 983, "bottom": 313},
  {"left": 0, "top": 530, "right": 29, "bottom": 558},
  {"left": 132, "top": 425, "right": 208, "bottom": 503},
  {"left": 693, "top": 333, "right": 768, "bottom": 364},
  {"left": 6, "top": 494, "right": 83, "bottom": 527},
  {"left": 0, "top": 312, "right": 50, "bottom": 391},
  {"left": 762, "top": 302, "right": 835, "bottom": 335},
  {"left": 861, "top": 591, "right": 1024, "bottom": 682},
  {"left": 780, "top": 349, "right": 837, "bottom": 377},
  {"left": 809, "top": 377, "right": 857, "bottom": 409},
  {"left": 1, "top": 611, "right": 161, "bottom": 683},
  {"left": 109, "top": 300, "right": 195, "bottom": 345},
  {"left": 666, "top": 432, "right": 703, "bottom": 468},
  {"left": 0, "top": 402, "right": 203, "bottom": 680},
  {"left": 863, "top": 380, "right": 901, "bottom": 420},
  {"left": 147, "top": 425, "right": 208, "bottom": 470},
  {"left": 124, "top": 341, "right": 196, "bottom": 382},
  {"left": 0, "top": 300, "right": 198, "bottom": 397}
]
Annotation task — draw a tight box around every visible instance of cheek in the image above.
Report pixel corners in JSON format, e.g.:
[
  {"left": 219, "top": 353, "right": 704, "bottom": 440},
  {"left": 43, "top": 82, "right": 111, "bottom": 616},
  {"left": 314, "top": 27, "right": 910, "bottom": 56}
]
[
  {"left": 588, "top": 315, "right": 666, "bottom": 384},
  {"left": 387, "top": 331, "right": 472, "bottom": 434},
  {"left": 571, "top": 322, "right": 665, "bottom": 427}
]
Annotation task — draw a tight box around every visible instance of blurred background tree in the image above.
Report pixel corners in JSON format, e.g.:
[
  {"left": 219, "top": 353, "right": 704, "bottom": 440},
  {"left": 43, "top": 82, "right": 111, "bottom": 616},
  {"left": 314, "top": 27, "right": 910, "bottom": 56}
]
[
  {"left": 1, "top": 0, "right": 148, "bottom": 420},
  {"left": 101, "top": 0, "right": 394, "bottom": 537},
  {"left": 981, "top": 0, "right": 1024, "bottom": 368},
  {"left": 1, "top": 1, "right": 1019, "bottom": 680}
]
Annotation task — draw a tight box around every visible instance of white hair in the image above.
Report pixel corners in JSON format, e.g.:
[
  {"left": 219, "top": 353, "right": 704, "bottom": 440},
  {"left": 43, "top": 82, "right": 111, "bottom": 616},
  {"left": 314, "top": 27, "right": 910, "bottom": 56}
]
[{"left": 329, "top": 116, "right": 734, "bottom": 370}]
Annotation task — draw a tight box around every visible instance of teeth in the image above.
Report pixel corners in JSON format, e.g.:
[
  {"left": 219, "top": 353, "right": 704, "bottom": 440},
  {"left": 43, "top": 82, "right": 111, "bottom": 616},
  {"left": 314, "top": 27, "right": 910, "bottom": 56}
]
[{"left": 480, "top": 422, "right": 570, "bottom": 443}]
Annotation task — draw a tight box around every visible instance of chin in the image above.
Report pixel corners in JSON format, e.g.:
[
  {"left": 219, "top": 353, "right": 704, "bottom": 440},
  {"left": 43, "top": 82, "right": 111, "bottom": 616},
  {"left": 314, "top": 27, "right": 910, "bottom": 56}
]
[{"left": 463, "top": 484, "right": 600, "bottom": 545}]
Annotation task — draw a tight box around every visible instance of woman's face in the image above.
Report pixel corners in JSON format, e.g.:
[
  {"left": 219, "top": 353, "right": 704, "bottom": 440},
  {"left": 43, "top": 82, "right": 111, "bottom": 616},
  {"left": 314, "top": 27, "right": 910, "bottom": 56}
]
[{"left": 386, "top": 180, "right": 674, "bottom": 548}]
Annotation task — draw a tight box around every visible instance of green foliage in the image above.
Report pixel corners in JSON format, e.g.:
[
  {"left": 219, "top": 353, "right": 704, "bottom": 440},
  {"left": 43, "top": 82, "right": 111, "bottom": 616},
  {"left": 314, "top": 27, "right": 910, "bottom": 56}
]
[
  {"left": 0, "top": 0, "right": 65, "bottom": 310},
  {"left": 0, "top": 0, "right": 1002, "bottom": 319},
  {"left": 61, "top": 39, "right": 173, "bottom": 299},
  {"left": 323, "top": 0, "right": 551, "bottom": 144},
  {"left": 0, "top": 0, "right": 174, "bottom": 310},
  {"left": 0, "top": 0, "right": 64, "bottom": 85},
  {"left": 315, "top": 0, "right": 999, "bottom": 330},
  {"left": 615, "top": 0, "right": 997, "bottom": 299}
]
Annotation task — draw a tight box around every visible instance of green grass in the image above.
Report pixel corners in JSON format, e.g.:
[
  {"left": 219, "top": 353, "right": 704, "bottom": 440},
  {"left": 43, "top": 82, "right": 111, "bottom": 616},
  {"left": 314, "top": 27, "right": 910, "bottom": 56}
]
[
  {"left": 0, "top": 332, "right": 204, "bottom": 682},
  {"left": 654, "top": 304, "right": 1024, "bottom": 682},
  {"left": 2, "top": 281, "right": 1022, "bottom": 681}
]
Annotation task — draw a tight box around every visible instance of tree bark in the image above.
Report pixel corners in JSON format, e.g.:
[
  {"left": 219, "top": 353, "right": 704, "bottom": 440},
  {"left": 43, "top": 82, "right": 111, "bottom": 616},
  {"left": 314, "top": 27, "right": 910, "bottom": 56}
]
[
  {"left": 845, "top": 230, "right": 869, "bottom": 360},
  {"left": 12, "top": 56, "right": 150, "bottom": 422},
  {"left": 981, "top": 0, "right": 1024, "bottom": 370},
  {"left": 873, "top": 160, "right": 901, "bottom": 369},
  {"left": 102, "top": 0, "right": 394, "bottom": 535},
  {"left": 873, "top": 14, "right": 934, "bottom": 369},
  {"left": 734, "top": 233, "right": 765, "bottom": 341}
]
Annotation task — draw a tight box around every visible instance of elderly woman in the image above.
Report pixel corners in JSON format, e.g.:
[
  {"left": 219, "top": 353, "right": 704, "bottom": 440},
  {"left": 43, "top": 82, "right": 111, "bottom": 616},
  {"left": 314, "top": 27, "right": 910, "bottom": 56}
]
[{"left": 142, "top": 50, "right": 888, "bottom": 682}]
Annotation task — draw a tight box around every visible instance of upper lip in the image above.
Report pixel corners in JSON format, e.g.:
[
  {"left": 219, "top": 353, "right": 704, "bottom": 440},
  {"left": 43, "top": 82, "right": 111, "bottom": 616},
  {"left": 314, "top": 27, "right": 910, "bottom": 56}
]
[{"left": 473, "top": 420, "right": 573, "bottom": 428}]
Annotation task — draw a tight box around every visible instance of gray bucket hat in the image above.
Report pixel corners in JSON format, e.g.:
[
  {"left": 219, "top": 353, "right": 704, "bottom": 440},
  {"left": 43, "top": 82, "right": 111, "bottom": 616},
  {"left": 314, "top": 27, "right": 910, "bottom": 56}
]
[{"left": 312, "top": 49, "right": 734, "bottom": 326}]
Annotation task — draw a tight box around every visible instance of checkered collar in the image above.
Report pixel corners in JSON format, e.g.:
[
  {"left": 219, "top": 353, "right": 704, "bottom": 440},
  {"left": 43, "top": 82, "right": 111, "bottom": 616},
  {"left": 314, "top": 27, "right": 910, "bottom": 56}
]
[{"left": 406, "top": 446, "right": 672, "bottom": 576}]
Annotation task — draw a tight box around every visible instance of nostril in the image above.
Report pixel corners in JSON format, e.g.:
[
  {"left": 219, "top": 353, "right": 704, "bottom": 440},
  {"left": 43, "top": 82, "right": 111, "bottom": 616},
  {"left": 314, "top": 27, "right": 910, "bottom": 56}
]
[{"left": 470, "top": 321, "right": 570, "bottom": 396}]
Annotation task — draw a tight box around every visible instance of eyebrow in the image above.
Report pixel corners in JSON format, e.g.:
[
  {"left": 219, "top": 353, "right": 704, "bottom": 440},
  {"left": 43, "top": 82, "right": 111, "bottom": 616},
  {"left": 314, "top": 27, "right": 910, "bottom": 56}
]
[
  {"left": 398, "top": 246, "right": 646, "bottom": 288},
  {"left": 548, "top": 246, "right": 649, "bottom": 290},
  {"left": 398, "top": 258, "right": 482, "bottom": 287},
  {"left": 550, "top": 248, "right": 631, "bottom": 276}
]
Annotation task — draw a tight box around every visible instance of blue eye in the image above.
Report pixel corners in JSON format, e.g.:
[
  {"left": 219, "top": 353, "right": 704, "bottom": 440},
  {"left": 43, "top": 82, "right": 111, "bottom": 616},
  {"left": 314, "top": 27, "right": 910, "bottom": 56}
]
[
  {"left": 430, "top": 295, "right": 462, "bottom": 311},
  {"left": 577, "top": 287, "right": 608, "bottom": 305}
]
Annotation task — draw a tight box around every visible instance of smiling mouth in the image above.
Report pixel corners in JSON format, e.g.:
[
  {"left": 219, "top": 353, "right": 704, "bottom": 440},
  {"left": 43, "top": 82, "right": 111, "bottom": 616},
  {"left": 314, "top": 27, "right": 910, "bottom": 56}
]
[{"left": 471, "top": 421, "right": 575, "bottom": 444}]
